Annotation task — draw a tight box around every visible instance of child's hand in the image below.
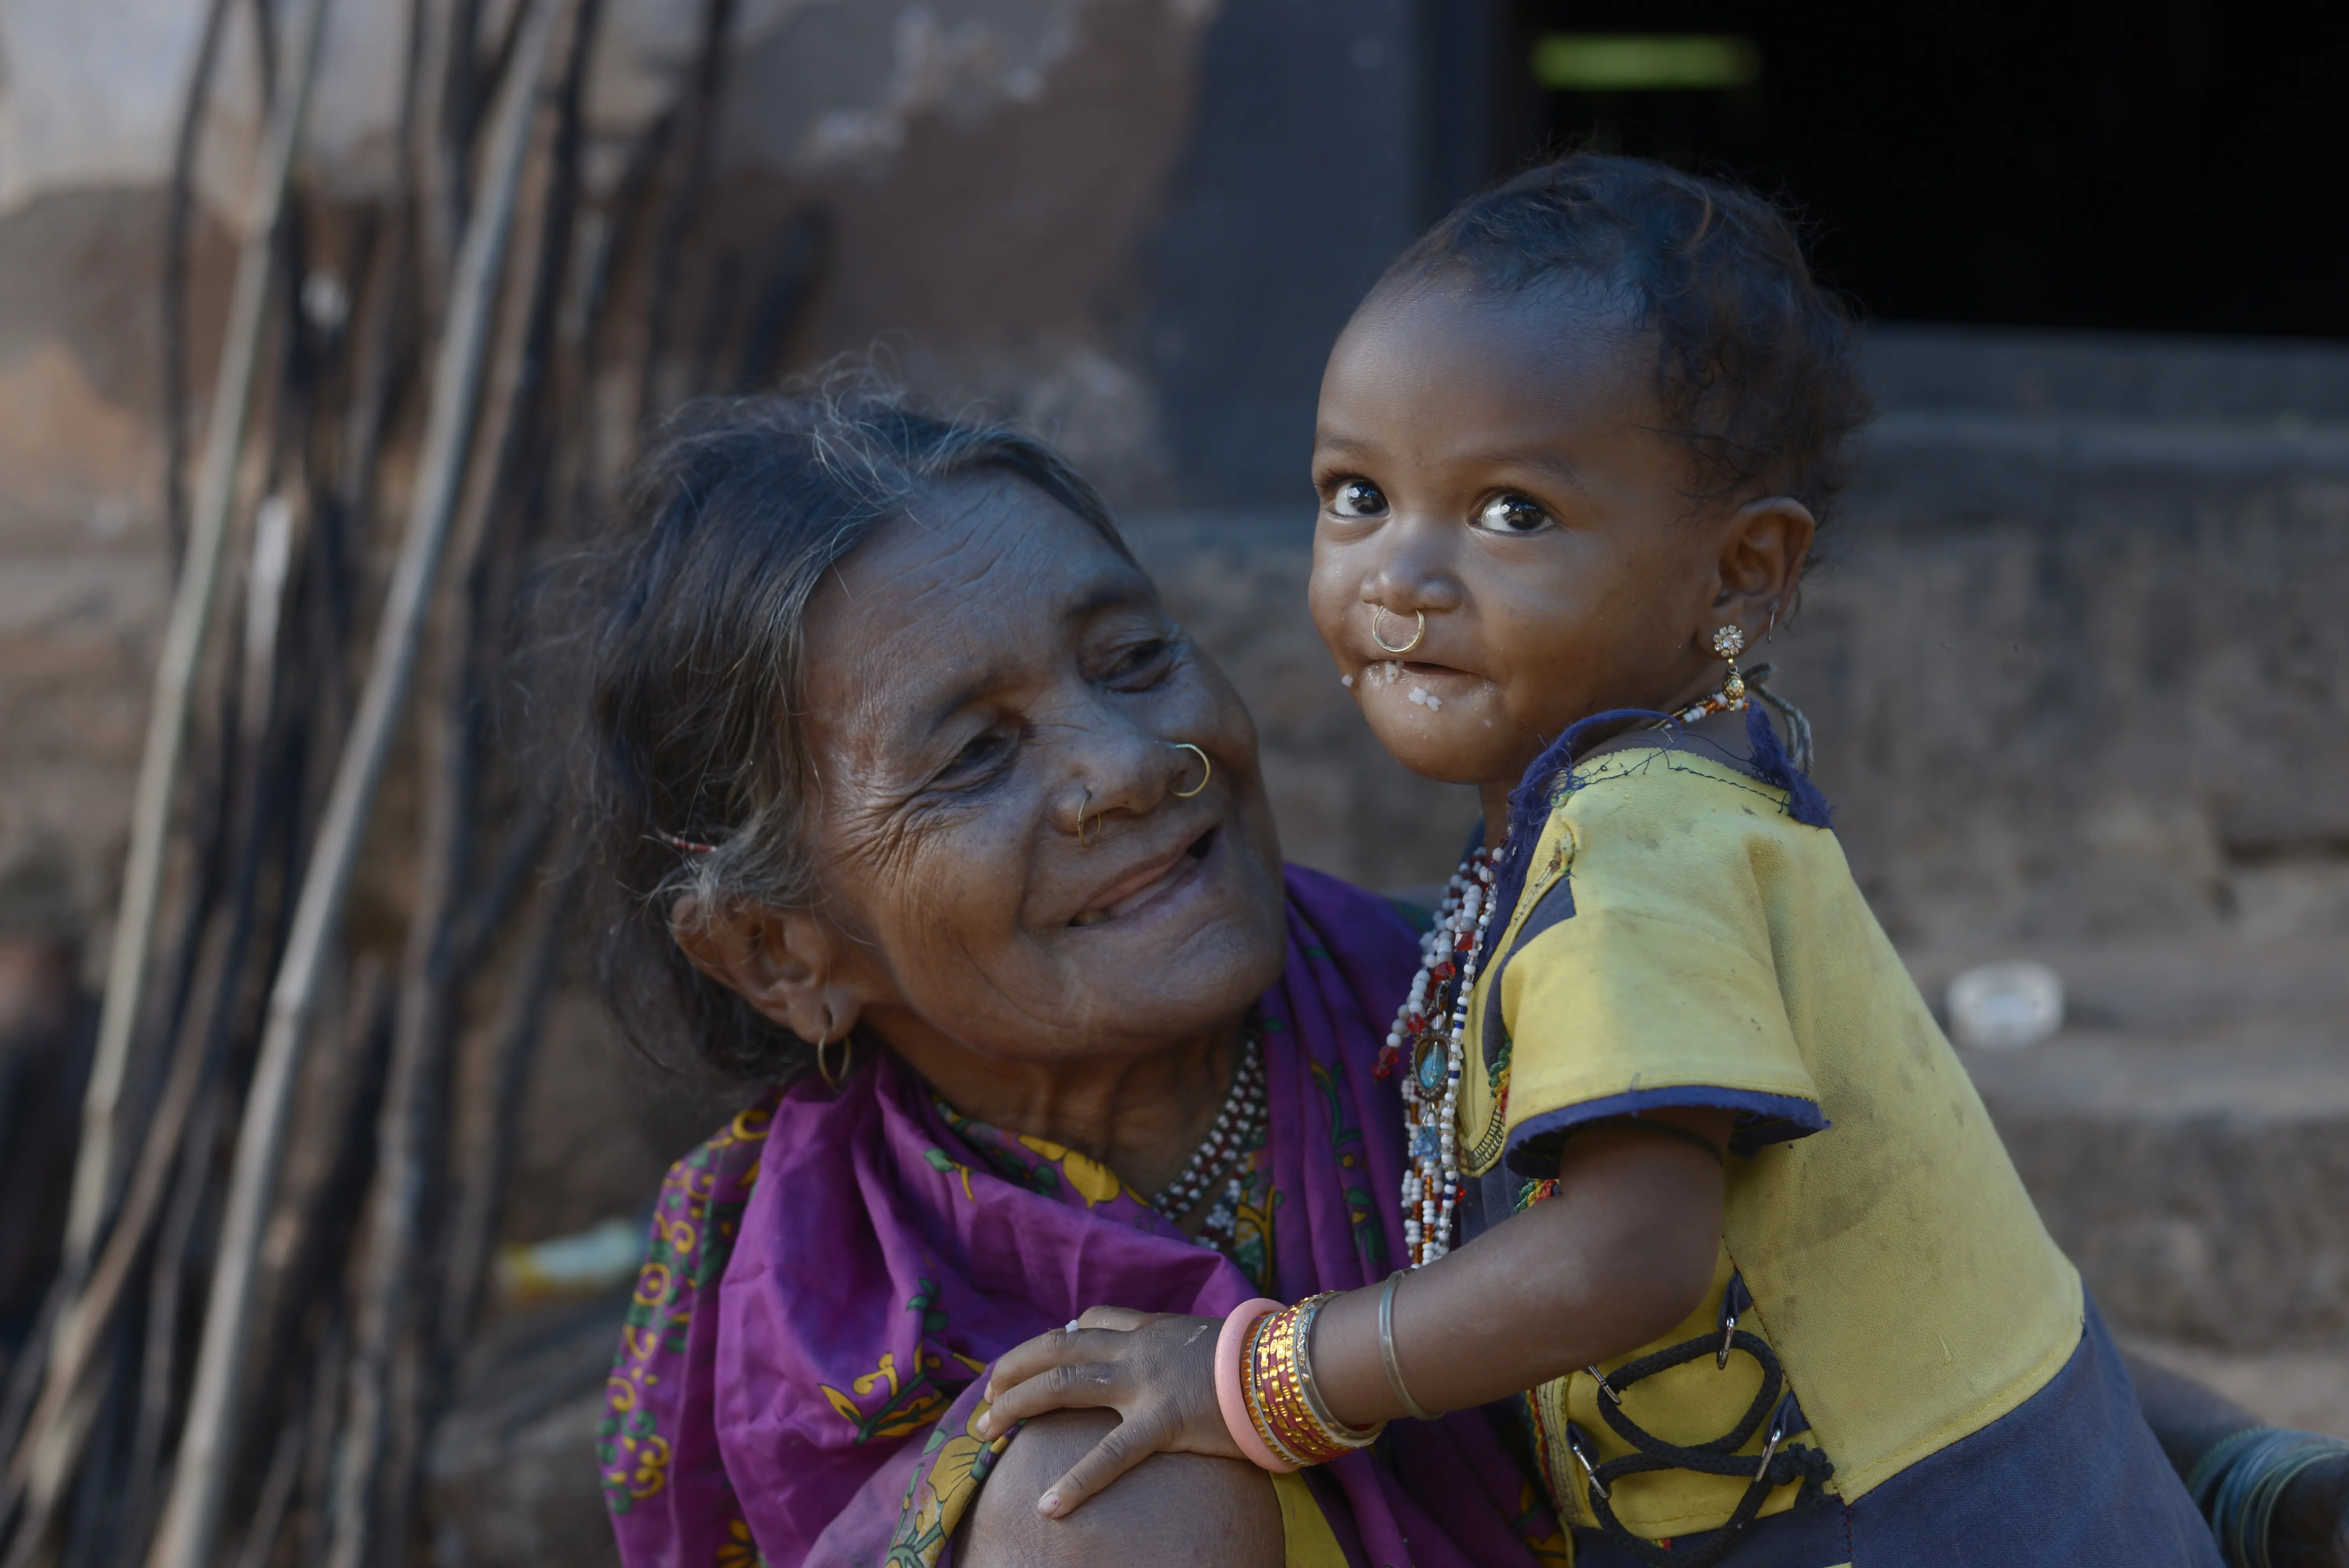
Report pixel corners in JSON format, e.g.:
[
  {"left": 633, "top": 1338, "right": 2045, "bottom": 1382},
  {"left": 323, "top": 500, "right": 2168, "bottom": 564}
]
[{"left": 978, "top": 1306, "right": 1237, "bottom": 1517}]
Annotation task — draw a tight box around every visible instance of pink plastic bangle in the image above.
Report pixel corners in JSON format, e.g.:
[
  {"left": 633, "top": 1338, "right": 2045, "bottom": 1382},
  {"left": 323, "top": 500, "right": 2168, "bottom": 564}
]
[{"left": 1214, "top": 1297, "right": 1294, "bottom": 1473}]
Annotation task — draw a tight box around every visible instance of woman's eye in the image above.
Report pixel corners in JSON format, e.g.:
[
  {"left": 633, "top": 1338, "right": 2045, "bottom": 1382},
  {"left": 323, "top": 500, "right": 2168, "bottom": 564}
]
[
  {"left": 1474, "top": 494, "right": 1552, "bottom": 534},
  {"left": 943, "top": 730, "right": 1010, "bottom": 778},
  {"left": 1105, "top": 638, "right": 1174, "bottom": 685},
  {"left": 1329, "top": 479, "right": 1387, "bottom": 519}
]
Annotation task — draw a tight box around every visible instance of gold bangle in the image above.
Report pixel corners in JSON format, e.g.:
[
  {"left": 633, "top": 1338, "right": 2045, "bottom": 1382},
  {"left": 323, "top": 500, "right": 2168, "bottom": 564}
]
[
  {"left": 1242, "top": 1308, "right": 1314, "bottom": 1468},
  {"left": 1246, "top": 1295, "right": 1382, "bottom": 1466}
]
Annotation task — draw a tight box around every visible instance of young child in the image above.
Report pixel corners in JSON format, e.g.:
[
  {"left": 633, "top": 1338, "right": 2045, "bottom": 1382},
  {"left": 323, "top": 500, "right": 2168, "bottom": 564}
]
[{"left": 980, "top": 155, "right": 2221, "bottom": 1566}]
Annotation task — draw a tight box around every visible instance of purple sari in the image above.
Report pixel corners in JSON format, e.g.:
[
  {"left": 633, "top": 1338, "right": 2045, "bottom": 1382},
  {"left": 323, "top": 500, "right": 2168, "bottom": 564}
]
[{"left": 601, "top": 867, "right": 1565, "bottom": 1567}]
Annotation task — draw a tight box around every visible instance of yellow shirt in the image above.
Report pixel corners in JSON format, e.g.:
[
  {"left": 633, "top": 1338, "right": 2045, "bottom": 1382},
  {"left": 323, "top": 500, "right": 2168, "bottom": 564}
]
[{"left": 1456, "top": 745, "right": 2082, "bottom": 1541}]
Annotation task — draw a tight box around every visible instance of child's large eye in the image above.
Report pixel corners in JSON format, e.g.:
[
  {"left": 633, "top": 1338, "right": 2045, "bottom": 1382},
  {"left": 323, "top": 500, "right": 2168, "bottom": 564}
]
[
  {"left": 1473, "top": 494, "right": 1551, "bottom": 535},
  {"left": 1330, "top": 479, "right": 1388, "bottom": 519}
]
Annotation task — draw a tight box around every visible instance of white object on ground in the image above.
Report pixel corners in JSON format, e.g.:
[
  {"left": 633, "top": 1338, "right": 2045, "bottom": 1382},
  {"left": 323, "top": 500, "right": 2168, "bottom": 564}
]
[
  {"left": 495, "top": 1217, "right": 648, "bottom": 1306},
  {"left": 1946, "top": 961, "right": 2066, "bottom": 1050}
]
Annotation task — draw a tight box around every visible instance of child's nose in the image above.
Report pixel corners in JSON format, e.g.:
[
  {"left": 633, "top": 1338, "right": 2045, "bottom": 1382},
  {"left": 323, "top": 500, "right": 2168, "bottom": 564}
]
[{"left": 1361, "top": 517, "right": 1465, "bottom": 615}]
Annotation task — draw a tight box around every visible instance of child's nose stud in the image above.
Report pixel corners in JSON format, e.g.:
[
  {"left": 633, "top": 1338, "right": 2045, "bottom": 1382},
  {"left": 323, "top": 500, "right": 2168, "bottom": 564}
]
[{"left": 1371, "top": 607, "right": 1426, "bottom": 654}]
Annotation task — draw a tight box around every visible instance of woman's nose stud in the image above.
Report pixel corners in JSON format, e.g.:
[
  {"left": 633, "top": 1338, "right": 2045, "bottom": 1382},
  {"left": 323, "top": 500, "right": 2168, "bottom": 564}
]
[
  {"left": 1371, "top": 606, "right": 1425, "bottom": 655},
  {"left": 1076, "top": 786, "right": 1100, "bottom": 848}
]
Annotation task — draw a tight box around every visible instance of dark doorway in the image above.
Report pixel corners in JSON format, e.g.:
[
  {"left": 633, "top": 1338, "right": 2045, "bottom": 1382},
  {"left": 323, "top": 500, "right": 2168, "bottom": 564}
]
[{"left": 1501, "top": 0, "right": 2349, "bottom": 337}]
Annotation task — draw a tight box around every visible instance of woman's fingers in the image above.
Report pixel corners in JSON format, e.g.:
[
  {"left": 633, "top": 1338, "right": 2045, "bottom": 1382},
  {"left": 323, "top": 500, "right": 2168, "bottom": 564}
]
[{"left": 1035, "top": 1410, "right": 1166, "bottom": 1519}]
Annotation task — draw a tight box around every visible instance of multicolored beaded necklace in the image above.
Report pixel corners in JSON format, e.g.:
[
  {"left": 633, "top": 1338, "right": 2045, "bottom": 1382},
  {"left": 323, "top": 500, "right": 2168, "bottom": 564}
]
[
  {"left": 1377, "top": 850, "right": 1495, "bottom": 1267},
  {"left": 1379, "top": 641, "right": 1755, "bottom": 1269}
]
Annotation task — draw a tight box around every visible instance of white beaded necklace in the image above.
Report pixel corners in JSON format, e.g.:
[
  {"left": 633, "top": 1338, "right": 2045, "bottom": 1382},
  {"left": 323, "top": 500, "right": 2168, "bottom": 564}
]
[{"left": 1381, "top": 848, "right": 1495, "bottom": 1267}]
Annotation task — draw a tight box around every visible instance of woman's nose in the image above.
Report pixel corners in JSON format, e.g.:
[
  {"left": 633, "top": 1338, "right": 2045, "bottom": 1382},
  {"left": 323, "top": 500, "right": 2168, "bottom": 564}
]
[{"left": 1054, "top": 723, "right": 1192, "bottom": 842}]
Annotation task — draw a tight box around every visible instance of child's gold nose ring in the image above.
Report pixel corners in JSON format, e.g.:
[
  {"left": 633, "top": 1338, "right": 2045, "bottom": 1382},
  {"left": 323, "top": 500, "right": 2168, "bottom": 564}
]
[{"left": 1371, "top": 607, "right": 1425, "bottom": 654}]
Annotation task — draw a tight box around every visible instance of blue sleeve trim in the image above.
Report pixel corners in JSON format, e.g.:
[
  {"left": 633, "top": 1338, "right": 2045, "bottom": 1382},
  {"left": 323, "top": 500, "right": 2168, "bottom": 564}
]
[
  {"left": 1504, "top": 1085, "right": 1830, "bottom": 1175},
  {"left": 1744, "top": 701, "right": 1834, "bottom": 829}
]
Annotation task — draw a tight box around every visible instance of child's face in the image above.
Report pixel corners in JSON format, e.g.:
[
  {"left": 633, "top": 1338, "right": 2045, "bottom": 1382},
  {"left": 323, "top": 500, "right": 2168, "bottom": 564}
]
[{"left": 1308, "top": 280, "right": 1809, "bottom": 792}]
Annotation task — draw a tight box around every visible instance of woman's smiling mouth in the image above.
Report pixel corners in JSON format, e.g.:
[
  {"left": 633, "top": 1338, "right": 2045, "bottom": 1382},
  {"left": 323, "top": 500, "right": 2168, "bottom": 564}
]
[{"left": 1068, "top": 829, "right": 1217, "bottom": 927}]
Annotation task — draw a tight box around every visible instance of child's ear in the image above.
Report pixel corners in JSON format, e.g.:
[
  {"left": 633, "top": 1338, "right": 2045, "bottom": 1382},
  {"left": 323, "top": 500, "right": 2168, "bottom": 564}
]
[
  {"left": 1713, "top": 495, "right": 1817, "bottom": 620},
  {"left": 669, "top": 894, "right": 870, "bottom": 1045}
]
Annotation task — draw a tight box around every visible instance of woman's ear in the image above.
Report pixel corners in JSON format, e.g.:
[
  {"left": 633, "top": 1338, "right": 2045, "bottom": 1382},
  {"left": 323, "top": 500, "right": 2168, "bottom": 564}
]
[
  {"left": 1713, "top": 495, "right": 1816, "bottom": 625},
  {"left": 669, "top": 893, "right": 870, "bottom": 1044}
]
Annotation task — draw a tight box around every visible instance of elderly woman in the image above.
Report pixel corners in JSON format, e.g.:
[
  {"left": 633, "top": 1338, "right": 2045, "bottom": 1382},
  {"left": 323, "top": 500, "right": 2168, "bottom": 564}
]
[{"left": 585, "top": 393, "right": 2349, "bottom": 1568}]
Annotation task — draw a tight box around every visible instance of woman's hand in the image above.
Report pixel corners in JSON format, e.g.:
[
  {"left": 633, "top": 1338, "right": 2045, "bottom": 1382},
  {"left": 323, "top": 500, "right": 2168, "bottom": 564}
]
[{"left": 978, "top": 1306, "right": 1238, "bottom": 1518}]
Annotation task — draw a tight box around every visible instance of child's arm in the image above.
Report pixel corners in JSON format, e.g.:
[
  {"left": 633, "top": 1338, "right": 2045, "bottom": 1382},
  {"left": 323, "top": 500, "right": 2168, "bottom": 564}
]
[{"left": 979, "top": 1109, "right": 1731, "bottom": 1517}]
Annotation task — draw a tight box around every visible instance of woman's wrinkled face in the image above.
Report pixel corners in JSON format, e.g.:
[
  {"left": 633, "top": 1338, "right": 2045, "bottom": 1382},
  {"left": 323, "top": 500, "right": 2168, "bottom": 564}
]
[{"left": 801, "top": 475, "right": 1289, "bottom": 1064}]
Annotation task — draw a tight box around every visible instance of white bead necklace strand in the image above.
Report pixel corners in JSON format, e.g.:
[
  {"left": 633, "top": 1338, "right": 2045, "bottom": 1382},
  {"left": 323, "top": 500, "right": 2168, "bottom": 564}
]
[{"left": 1382, "top": 848, "right": 1495, "bottom": 1267}]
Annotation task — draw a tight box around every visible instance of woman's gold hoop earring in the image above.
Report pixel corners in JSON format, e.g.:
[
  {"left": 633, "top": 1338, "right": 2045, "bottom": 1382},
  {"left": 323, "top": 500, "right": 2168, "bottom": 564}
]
[
  {"left": 816, "top": 1023, "right": 850, "bottom": 1088},
  {"left": 1077, "top": 787, "right": 1100, "bottom": 848},
  {"left": 1169, "top": 742, "right": 1211, "bottom": 798},
  {"left": 1370, "top": 607, "right": 1425, "bottom": 655}
]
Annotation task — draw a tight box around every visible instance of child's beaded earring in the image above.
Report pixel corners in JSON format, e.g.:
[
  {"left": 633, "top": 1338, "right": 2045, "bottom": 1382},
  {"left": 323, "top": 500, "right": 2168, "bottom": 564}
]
[
  {"left": 1671, "top": 626, "right": 1752, "bottom": 726},
  {"left": 1711, "top": 625, "right": 1747, "bottom": 705}
]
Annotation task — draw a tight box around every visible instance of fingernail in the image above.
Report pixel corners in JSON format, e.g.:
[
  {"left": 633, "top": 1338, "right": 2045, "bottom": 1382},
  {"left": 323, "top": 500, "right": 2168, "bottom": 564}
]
[
  {"left": 1037, "top": 1491, "right": 1061, "bottom": 1518},
  {"left": 974, "top": 1411, "right": 991, "bottom": 1436}
]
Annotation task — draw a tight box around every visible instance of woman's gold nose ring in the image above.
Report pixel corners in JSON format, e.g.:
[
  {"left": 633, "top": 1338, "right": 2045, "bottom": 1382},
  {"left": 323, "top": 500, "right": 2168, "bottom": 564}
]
[
  {"left": 1371, "top": 607, "right": 1425, "bottom": 654},
  {"left": 1169, "top": 742, "right": 1211, "bottom": 798}
]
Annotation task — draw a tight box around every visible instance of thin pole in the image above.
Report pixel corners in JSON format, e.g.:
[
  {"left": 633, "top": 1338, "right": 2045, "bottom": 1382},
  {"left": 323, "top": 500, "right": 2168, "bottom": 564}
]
[
  {"left": 144, "top": 5, "right": 564, "bottom": 1566},
  {"left": 65, "top": 0, "right": 333, "bottom": 1270}
]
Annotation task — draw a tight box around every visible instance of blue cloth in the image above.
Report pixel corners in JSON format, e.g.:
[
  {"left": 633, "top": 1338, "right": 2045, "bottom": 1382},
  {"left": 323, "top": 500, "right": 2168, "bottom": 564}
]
[{"left": 1566, "top": 1301, "right": 2220, "bottom": 1567}]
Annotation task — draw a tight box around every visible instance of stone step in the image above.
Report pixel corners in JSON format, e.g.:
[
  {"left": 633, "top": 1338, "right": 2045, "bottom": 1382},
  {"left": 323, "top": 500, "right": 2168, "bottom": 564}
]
[{"left": 1920, "top": 938, "right": 2349, "bottom": 1353}]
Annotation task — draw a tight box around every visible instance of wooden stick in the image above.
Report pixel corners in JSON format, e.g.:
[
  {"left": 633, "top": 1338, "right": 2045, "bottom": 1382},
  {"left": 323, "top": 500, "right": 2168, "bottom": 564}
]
[
  {"left": 2, "top": 908, "right": 226, "bottom": 1513},
  {"left": 122, "top": 1075, "right": 225, "bottom": 1559},
  {"left": 145, "top": 6, "right": 565, "bottom": 1564},
  {"left": 635, "top": 0, "right": 737, "bottom": 426},
  {"left": 437, "top": 864, "right": 568, "bottom": 1367},
  {"left": 0, "top": 490, "right": 303, "bottom": 1529},
  {"left": 227, "top": 1413, "right": 303, "bottom": 1568},
  {"left": 326, "top": 24, "right": 588, "bottom": 1551},
  {"left": 160, "top": 0, "right": 239, "bottom": 576},
  {"left": 65, "top": 0, "right": 331, "bottom": 1269}
]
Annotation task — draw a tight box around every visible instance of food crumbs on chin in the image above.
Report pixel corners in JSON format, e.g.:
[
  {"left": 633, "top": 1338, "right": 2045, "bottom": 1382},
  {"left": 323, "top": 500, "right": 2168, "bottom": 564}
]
[
  {"left": 1340, "top": 673, "right": 1354, "bottom": 687},
  {"left": 1406, "top": 685, "right": 1442, "bottom": 711}
]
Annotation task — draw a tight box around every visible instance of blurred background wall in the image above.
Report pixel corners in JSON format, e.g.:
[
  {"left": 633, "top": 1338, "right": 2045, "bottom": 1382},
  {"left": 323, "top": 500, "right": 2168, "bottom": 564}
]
[{"left": 1, "top": 0, "right": 2345, "bottom": 1560}]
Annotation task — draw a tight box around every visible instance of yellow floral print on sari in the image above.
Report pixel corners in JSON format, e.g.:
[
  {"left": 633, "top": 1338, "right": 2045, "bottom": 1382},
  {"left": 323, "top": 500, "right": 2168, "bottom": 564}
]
[{"left": 884, "top": 1396, "right": 1015, "bottom": 1567}]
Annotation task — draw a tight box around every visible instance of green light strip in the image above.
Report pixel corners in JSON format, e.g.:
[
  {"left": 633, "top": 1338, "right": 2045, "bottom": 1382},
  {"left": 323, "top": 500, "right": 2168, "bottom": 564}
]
[{"left": 1531, "top": 34, "right": 1762, "bottom": 93}]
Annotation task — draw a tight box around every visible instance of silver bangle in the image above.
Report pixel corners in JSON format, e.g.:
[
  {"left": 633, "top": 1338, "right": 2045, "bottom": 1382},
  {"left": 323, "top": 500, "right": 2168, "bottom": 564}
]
[
  {"left": 1379, "top": 1270, "right": 1440, "bottom": 1421},
  {"left": 1294, "top": 1295, "right": 1383, "bottom": 1449}
]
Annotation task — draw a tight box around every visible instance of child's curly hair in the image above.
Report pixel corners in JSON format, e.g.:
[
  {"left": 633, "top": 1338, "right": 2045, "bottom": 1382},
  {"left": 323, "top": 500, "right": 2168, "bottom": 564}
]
[{"left": 1384, "top": 152, "right": 1873, "bottom": 536}]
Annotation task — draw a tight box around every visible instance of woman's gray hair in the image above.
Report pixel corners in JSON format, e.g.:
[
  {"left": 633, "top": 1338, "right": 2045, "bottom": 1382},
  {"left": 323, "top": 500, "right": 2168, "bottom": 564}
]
[{"left": 577, "top": 380, "right": 1130, "bottom": 1083}]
